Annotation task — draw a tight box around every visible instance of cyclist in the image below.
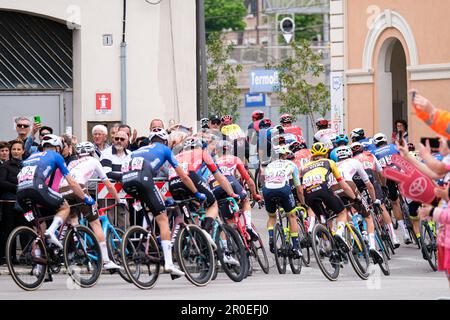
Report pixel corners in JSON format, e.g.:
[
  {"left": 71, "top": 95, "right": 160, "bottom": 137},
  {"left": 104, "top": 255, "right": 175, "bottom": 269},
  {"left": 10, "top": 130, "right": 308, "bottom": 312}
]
[
  {"left": 122, "top": 128, "right": 206, "bottom": 277},
  {"left": 221, "top": 115, "right": 249, "bottom": 162},
  {"left": 16, "top": 135, "right": 95, "bottom": 277},
  {"left": 371, "top": 132, "right": 412, "bottom": 244},
  {"left": 289, "top": 141, "right": 311, "bottom": 172},
  {"left": 168, "top": 136, "right": 240, "bottom": 245},
  {"left": 59, "top": 141, "right": 122, "bottom": 270},
  {"left": 333, "top": 146, "right": 384, "bottom": 263},
  {"left": 263, "top": 145, "right": 304, "bottom": 258},
  {"left": 247, "top": 110, "right": 265, "bottom": 145},
  {"left": 329, "top": 134, "right": 349, "bottom": 162},
  {"left": 301, "top": 142, "right": 357, "bottom": 252},
  {"left": 313, "top": 118, "right": 336, "bottom": 150},
  {"left": 279, "top": 114, "right": 304, "bottom": 143},
  {"left": 200, "top": 118, "right": 209, "bottom": 130},
  {"left": 208, "top": 140, "right": 263, "bottom": 241},
  {"left": 351, "top": 142, "right": 400, "bottom": 247},
  {"left": 351, "top": 128, "right": 377, "bottom": 153}
]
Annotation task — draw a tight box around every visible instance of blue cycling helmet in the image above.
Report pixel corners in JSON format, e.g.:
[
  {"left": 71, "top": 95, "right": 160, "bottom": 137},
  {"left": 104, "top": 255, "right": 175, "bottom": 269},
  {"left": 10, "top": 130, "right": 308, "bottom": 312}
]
[{"left": 334, "top": 134, "right": 349, "bottom": 146}]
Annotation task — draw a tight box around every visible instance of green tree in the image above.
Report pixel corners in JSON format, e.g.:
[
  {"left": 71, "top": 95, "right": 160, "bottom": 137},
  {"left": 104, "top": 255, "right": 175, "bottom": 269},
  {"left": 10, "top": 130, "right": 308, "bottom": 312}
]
[
  {"left": 205, "top": 0, "right": 247, "bottom": 34},
  {"left": 207, "top": 32, "right": 243, "bottom": 119},
  {"left": 267, "top": 39, "right": 329, "bottom": 132}
]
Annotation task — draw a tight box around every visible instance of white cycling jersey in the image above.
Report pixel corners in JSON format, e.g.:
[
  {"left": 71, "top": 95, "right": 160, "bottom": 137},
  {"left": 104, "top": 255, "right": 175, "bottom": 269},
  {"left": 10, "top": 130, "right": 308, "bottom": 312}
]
[
  {"left": 336, "top": 158, "right": 370, "bottom": 183},
  {"left": 314, "top": 128, "right": 337, "bottom": 149},
  {"left": 263, "top": 159, "right": 300, "bottom": 189},
  {"left": 60, "top": 156, "right": 108, "bottom": 187}
]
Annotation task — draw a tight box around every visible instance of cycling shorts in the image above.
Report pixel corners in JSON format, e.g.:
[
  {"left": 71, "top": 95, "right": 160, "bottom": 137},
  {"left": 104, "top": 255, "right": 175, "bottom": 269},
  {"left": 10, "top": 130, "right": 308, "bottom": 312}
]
[
  {"left": 305, "top": 188, "right": 345, "bottom": 218},
  {"left": 17, "top": 178, "right": 65, "bottom": 214},
  {"left": 408, "top": 201, "right": 420, "bottom": 218},
  {"left": 169, "top": 171, "right": 216, "bottom": 208},
  {"left": 60, "top": 185, "right": 98, "bottom": 223},
  {"left": 386, "top": 179, "right": 399, "bottom": 202},
  {"left": 210, "top": 175, "right": 247, "bottom": 220},
  {"left": 262, "top": 184, "right": 296, "bottom": 214},
  {"left": 122, "top": 161, "right": 165, "bottom": 216}
]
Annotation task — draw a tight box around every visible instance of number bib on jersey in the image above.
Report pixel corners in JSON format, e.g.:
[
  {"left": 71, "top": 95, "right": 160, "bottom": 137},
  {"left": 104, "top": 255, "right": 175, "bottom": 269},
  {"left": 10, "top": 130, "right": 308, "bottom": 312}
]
[
  {"left": 131, "top": 157, "right": 145, "bottom": 171},
  {"left": 18, "top": 166, "right": 37, "bottom": 184},
  {"left": 378, "top": 155, "right": 392, "bottom": 168},
  {"left": 302, "top": 174, "right": 323, "bottom": 188}
]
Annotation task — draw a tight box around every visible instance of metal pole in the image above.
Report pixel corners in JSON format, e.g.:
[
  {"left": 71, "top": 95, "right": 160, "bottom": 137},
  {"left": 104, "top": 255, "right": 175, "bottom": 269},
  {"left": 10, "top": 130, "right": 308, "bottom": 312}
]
[
  {"left": 120, "top": 0, "right": 127, "bottom": 124},
  {"left": 196, "top": 0, "right": 208, "bottom": 118}
]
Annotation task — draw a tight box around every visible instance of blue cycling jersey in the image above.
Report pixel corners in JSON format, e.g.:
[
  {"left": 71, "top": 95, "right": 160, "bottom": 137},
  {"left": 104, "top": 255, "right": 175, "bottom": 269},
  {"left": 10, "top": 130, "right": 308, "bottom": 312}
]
[
  {"left": 360, "top": 137, "right": 377, "bottom": 153},
  {"left": 130, "top": 142, "right": 179, "bottom": 173},
  {"left": 371, "top": 144, "right": 399, "bottom": 168},
  {"left": 19, "top": 150, "right": 70, "bottom": 184}
]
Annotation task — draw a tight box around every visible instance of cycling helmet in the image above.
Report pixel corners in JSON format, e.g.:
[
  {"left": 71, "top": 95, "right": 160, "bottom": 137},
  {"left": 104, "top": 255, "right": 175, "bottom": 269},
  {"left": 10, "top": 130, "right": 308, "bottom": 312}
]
[
  {"left": 209, "top": 114, "right": 221, "bottom": 123},
  {"left": 259, "top": 119, "right": 272, "bottom": 129},
  {"left": 183, "top": 137, "right": 203, "bottom": 150},
  {"left": 373, "top": 133, "right": 388, "bottom": 147},
  {"left": 310, "top": 142, "right": 328, "bottom": 157},
  {"left": 280, "top": 114, "right": 293, "bottom": 124},
  {"left": 274, "top": 145, "right": 291, "bottom": 156},
  {"left": 316, "top": 118, "right": 329, "bottom": 129},
  {"left": 289, "top": 141, "right": 307, "bottom": 153},
  {"left": 334, "top": 134, "right": 349, "bottom": 146},
  {"left": 408, "top": 143, "right": 416, "bottom": 152},
  {"left": 200, "top": 118, "right": 209, "bottom": 129},
  {"left": 76, "top": 141, "right": 95, "bottom": 156},
  {"left": 273, "top": 125, "right": 285, "bottom": 134},
  {"left": 335, "top": 146, "right": 353, "bottom": 160},
  {"left": 350, "top": 142, "right": 364, "bottom": 155},
  {"left": 149, "top": 127, "right": 169, "bottom": 142},
  {"left": 252, "top": 110, "right": 264, "bottom": 121},
  {"left": 41, "top": 134, "right": 63, "bottom": 150},
  {"left": 221, "top": 115, "right": 233, "bottom": 125},
  {"left": 350, "top": 128, "right": 365, "bottom": 141}
]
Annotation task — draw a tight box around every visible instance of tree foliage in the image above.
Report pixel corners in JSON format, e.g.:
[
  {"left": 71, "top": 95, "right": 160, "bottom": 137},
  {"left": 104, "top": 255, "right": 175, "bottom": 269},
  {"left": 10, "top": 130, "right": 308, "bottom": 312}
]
[
  {"left": 267, "top": 39, "right": 329, "bottom": 131},
  {"left": 205, "top": 0, "right": 247, "bottom": 34},
  {"left": 206, "top": 32, "right": 243, "bottom": 119}
]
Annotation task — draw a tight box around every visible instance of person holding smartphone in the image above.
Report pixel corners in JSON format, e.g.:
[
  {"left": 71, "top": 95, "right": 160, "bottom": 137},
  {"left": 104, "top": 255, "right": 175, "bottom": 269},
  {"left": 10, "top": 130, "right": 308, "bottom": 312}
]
[{"left": 392, "top": 120, "right": 408, "bottom": 144}]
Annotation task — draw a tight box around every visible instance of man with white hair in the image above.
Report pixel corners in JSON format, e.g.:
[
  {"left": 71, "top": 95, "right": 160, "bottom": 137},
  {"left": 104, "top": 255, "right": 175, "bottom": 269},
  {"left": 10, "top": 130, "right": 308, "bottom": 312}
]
[{"left": 92, "top": 124, "right": 109, "bottom": 158}]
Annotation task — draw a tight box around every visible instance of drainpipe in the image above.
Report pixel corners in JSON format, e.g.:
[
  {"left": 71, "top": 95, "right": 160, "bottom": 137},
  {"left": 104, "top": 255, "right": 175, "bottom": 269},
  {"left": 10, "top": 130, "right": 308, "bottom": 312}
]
[{"left": 120, "top": 0, "right": 127, "bottom": 124}]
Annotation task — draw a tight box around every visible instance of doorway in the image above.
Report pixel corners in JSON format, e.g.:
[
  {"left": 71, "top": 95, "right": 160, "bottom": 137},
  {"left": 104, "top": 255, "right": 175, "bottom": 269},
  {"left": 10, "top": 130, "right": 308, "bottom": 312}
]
[{"left": 376, "top": 38, "right": 408, "bottom": 136}]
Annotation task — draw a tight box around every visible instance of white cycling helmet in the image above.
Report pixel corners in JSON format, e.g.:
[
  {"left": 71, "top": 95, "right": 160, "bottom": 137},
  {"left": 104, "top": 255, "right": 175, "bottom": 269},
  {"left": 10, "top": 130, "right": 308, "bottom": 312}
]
[
  {"left": 373, "top": 133, "right": 388, "bottom": 146},
  {"left": 335, "top": 146, "right": 353, "bottom": 160},
  {"left": 41, "top": 134, "right": 64, "bottom": 150},
  {"left": 350, "top": 128, "right": 365, "bottom": 141},
  {"left": 149, "top": 127, "right": 169, "bottom": 142},
  {"left": 183, "top": 136, "right": 203, "bottom": 150},
  {"left": 76, "top": 141, "right": 95, "bottom": 156}
]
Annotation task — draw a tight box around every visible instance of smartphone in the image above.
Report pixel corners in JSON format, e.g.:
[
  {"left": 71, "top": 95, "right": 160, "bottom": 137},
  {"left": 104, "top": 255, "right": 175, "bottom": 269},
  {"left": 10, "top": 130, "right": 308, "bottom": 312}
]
[
  {"left": 34, "top": 115, "right": 41, "bottom": 124},
  {"left": 421, "top": 137, "right": 440, "bottom": 149},
  {"left": 398, "top": 130, "right": 404, "bottom": 146}
]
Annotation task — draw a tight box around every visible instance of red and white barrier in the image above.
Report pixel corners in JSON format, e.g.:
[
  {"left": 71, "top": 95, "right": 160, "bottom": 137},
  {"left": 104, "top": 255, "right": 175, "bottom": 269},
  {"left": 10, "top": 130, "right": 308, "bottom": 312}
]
[{"left": 97, "top": 181, "right": 171, "bottom": 200}]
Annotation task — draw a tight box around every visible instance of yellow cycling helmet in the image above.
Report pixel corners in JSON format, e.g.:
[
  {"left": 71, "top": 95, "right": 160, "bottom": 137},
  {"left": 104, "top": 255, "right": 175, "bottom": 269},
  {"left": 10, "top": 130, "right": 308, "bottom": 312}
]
[{"left": 310, "top": 142, "right": 329, "bottom": 156}]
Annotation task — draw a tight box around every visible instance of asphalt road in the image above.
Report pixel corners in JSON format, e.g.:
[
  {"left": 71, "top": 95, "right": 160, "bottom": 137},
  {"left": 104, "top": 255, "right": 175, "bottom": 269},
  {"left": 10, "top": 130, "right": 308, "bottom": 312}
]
[{"left": 0, "top": 208, "right": 449, "bottom": 300}]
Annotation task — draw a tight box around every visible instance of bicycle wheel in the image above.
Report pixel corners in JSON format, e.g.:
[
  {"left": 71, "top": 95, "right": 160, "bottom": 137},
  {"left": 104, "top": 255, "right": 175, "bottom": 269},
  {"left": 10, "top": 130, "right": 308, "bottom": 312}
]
[
  {"left": 273, "top": 222, "right": 287, "bottom": 274},
  {"left": 297, "top": 216, "right": 311, "bottom": 266},
  {"left": 375, "top": 234, "right": 390, "bottom": 276},
  {"left": 63, "top": 225, "right": 103, "bottom": 288},
  {"left": 121, "top": 226, "right": 160, "bottom": 290},
  {"left": 311, "top": 224, "right": 340, "bottom": 281},
  {"left": 249, "top": 224, "right": 269, "bottom": 274},
  {"left": 288, "top": 220, "right": 303, "bottom": 275},
  {"left": 345, "top": 225, "right": 370, "bottom": 280},
  {"left": 106, "top": 226, "right": 131, "bottom": 283},
  {"left": 175, "top": 224, "right": 215, "bottom": 286},
  {"left": 215, "top": 224, "right": 247, "bottom": 282},
  {"left": 6, "top": 226, "right": 48, "bottom": 291},
  {"left": 421, "top": 222, "right": 438, "bottom": 272},
  {"left": 372, "top": 215, "right": 390, "bottom": 261}
]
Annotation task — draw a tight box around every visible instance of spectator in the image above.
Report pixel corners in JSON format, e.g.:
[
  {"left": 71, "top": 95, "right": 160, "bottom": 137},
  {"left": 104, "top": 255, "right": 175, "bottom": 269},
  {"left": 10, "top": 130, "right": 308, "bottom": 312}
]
[
  {"left": 0, "top": 140, "right": 25, "bottom": 265},
  {"left": 61, "top": 134, "right": 78, "bottom": 164},
  {"left": 411, "top": 89, "right": 450, "bottom": 139},
  {"left": 14, "top": 117, "right": 40, "bottom": 158},
  {"left": 119, "top": 124, "right": 140, "bottom": 151},
  {"left": 150, "top": 119, "right": 165, "bottom": 131},
  {"left": 109, "top": 123, "right": 120, "bottom": 144},
  {"left": 92, "top": 124, "right": 109, "bottom": 158},
  {"left": 392, "top": 120, "right": 408, "bottom": 144},
  {"left": 100, "top": 130, "right": 131, "bottom": 227},
  {"left": 0, "top": 141, "right": 9, "bottom": 164},
  {"left": 39, "top": 126, "right": 53, "bottom": 142}
]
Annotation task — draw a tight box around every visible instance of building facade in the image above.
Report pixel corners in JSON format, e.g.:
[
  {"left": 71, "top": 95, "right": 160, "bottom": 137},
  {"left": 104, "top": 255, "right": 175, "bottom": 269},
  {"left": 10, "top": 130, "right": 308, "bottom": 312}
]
[
  {"left": 330, "top": 0, "right": 450, "bottom": 144},
  {"left": 0, "top": 0, "right": 197, "bottom": 141}
]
